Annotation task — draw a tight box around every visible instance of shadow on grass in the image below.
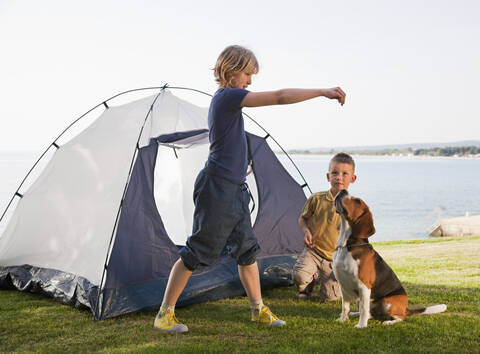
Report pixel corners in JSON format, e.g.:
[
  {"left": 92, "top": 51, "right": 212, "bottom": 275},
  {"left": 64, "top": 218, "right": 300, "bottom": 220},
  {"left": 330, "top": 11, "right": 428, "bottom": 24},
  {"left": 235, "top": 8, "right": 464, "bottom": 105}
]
[
  {"left": 110, "top": 280, "right": 479, "bottom": 325},
  {"left": 1, "top": 280, "right": 480, "bottom": 353},
  {"left": 1, "top": 280, "right": 478, "bottom": 325}
]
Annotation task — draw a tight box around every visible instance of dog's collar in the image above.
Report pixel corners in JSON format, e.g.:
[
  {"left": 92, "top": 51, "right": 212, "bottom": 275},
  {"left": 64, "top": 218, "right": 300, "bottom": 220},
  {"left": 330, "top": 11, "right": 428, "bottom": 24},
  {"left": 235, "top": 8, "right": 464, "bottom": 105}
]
[{"left": 336, "top": 242, "right": 372, "bottom": 252}]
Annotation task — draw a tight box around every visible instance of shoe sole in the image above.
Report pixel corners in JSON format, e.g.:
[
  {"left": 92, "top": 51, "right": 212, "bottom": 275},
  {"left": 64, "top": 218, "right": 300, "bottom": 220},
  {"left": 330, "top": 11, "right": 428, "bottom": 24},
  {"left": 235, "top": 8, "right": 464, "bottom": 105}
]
[
  {"left": 272, "top": 320, "right": 286, "bottom": 327},
  {"left": 153, "top": 325, "right": 188, "bottom": 333},
  {"left": 252, "top": 320, "right": 286, "bottom": 327}
]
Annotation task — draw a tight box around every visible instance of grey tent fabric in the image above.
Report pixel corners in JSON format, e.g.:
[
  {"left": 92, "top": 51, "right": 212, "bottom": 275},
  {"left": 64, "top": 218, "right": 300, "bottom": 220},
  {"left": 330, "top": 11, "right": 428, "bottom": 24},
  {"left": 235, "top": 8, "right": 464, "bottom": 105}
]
[
  {"left": 0, "top": 265, "right": 98, "bottom": 310},
  {"left": 248, "top": 133, "right": 305, "bottom": 256}
]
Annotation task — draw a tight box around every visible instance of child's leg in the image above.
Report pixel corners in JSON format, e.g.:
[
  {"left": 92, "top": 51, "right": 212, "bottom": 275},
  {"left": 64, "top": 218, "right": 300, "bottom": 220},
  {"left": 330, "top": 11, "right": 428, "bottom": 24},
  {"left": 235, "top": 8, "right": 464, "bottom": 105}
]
[
  {"left": 162, "top": 258, "right": 193, "bottom": 306},
  {"left": 318, "top": 257, "right": 341, "bottom": 302},
  {"left": 231, "top": 186, "right": 284, "bottom": 327},
  {"left": 238, "top": 261, "right": 261, "bottom": 302},
  {"left": 153, "top": 258, "right": 192, "bottom": 333},
  {"left": 292, "top": 247, "right": 320, "bottom": 295},
  {"left": 238, "top": 261, "right": 285, "bottom": 327},
  {"left": 155, "top": 170, "right": 237, "bottom": 333}
]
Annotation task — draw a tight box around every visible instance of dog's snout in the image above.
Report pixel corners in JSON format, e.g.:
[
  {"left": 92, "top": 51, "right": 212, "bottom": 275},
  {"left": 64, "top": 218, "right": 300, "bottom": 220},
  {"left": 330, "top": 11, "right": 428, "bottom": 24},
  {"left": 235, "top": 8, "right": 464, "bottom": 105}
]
[
  {"left": 334, "top": 189, "right": 349, "bottom": 213},
  {"left": 337, "top": 189, "right": 349, "bottom": 199}
]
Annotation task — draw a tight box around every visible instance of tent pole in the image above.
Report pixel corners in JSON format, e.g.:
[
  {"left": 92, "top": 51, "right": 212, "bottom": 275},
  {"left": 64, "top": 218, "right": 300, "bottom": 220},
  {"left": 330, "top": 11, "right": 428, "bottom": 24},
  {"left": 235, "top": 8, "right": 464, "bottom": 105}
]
[{"left": 94, "top": 88, "right": 166, "bottom": 320}]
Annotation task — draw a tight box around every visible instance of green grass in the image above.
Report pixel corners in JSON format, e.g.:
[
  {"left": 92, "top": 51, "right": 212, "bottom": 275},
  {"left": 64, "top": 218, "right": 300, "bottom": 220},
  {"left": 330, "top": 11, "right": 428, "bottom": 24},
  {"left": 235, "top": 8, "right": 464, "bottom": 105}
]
[{"left": 1, "top": 236, "right": 480, "bottom": 353}]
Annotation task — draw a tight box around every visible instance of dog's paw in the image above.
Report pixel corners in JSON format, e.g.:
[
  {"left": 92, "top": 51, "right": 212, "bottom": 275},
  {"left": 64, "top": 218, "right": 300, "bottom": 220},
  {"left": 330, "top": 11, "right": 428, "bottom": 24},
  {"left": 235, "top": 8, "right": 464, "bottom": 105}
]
[
  {"left": 348, "top": 311, "right": 360, "bottom": 317},
  {"left": 354, "top": 322, "right": 368, "bottom": 329},
  {"left": 337, "top": 316, "right": 349, "bottom": 323},
  {"left": 382, "top": 318, "right": 403, "bottom": 326}
]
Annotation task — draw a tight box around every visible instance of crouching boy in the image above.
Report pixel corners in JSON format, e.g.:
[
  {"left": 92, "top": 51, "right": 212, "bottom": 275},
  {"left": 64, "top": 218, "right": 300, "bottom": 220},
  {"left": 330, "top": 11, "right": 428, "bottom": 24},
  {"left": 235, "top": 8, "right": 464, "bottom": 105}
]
[{"left": 293, "top": 153, "right": 356, "bottom": 301}]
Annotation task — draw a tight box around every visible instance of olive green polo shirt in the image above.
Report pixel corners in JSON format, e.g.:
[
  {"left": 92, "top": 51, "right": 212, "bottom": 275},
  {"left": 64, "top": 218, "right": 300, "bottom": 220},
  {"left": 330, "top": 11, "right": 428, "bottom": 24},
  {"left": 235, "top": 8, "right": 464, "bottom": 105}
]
[{"left": 301, "top": 190, "right": 340, "bottom": 261}]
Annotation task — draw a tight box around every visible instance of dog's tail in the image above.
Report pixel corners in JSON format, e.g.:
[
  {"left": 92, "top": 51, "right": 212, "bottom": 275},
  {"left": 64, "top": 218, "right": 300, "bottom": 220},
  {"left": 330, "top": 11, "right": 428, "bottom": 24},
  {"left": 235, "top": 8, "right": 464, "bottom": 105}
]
[{"left": 407, "top": 304, "right": 447, "bottom": 316}]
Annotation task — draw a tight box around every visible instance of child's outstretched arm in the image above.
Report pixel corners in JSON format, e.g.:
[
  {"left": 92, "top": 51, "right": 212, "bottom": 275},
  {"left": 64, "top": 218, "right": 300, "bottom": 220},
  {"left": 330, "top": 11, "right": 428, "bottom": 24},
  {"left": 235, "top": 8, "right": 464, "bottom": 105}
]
[{"left": 241, "top": 87, "right": 346, "bottom": 108}]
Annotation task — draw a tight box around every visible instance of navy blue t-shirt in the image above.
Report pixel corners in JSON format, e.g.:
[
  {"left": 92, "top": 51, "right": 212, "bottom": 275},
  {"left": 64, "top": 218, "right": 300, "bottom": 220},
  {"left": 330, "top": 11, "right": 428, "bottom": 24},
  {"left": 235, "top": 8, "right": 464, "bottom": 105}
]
[{"left": 205, "top": 88, "right": 249, "bottom": 183}]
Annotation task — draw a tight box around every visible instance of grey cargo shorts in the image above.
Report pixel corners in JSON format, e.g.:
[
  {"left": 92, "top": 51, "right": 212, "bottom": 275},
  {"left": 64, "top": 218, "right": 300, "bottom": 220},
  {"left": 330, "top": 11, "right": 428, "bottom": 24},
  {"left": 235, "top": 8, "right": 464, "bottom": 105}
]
[{"left": 179, "top": 168, "right": 261, "bottom": 271}]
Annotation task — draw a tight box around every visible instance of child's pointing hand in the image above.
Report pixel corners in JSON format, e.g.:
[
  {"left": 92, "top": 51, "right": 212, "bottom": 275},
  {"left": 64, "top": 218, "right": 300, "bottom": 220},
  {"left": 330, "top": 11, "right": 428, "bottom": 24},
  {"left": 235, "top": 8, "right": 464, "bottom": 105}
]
[{"left": 322, "top": 87, "right": 346, "bottom": 106}]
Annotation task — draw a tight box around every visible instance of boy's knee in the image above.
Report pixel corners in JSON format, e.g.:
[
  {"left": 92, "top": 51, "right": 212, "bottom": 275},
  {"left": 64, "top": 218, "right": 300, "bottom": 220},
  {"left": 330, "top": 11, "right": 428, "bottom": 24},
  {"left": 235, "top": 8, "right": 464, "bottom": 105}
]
[
  {"left": 292, "top": 270, "right": 302, "bottom": 287},
  {"left": 292, "top": 268, "right": 311, "bottom": 289}
]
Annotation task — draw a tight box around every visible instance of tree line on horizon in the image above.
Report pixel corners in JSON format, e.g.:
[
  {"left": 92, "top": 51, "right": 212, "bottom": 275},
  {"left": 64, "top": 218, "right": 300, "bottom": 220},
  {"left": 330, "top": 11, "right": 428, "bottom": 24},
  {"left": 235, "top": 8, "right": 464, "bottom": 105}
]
[{"left": 412, "top": 146, "right": 480, "bottom": 156}]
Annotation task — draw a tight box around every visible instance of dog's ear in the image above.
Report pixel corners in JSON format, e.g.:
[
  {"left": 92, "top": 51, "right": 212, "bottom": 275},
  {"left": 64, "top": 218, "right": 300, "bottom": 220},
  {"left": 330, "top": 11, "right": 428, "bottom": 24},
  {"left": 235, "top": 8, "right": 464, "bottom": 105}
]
[
  {"left": 342, "top": 197, "right": 376, "bottom": 239},
  {"left": 352, "top": 208, "right": 376, "bottom": 239}
]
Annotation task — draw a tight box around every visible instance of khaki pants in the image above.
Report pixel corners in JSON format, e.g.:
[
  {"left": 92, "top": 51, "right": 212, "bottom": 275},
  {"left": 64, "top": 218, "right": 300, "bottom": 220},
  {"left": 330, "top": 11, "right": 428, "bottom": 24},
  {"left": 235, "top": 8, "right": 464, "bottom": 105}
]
[{"left": 293, "top": 247, "right": 340, "bottom": 301}]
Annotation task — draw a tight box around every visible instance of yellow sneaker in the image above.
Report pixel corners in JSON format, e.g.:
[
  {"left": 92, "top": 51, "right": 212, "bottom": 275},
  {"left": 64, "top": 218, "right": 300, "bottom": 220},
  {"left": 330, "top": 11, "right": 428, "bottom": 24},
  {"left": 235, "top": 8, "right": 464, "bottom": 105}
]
[
  {"left": 251, "top": 306, "right": 286, "bottom": 327},
  {"left": 153, "top": 308, "right": 188, "bottom": 333}
]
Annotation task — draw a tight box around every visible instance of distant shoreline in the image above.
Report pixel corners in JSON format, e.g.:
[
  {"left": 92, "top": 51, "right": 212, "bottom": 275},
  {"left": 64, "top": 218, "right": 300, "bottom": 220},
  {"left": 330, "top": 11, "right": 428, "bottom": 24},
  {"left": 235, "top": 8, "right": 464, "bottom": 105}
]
[
  {"left": 276, "top": 152, "right": 480, "bottom": 159},
  {"left": 283, "top": 145, "right": 480, "bottom": 158}
]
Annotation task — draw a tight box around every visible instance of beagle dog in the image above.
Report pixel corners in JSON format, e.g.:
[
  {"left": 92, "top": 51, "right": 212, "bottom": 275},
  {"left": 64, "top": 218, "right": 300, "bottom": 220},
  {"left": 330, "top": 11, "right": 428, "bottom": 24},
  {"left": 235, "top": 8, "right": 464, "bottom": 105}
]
[{"left": 332, "top": 189, "right": 447, "bottom": 328}]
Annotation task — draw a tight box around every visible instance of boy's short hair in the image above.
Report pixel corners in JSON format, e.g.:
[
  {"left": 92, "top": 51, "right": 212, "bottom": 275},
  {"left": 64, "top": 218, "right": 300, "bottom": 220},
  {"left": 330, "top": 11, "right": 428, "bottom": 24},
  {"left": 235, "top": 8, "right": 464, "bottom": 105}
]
[
  {"left": 330, "top": 152, "right": 355, "bottom": 171},
  {"left": 214, "top": 45, "right": 259, "bottom": 87}
]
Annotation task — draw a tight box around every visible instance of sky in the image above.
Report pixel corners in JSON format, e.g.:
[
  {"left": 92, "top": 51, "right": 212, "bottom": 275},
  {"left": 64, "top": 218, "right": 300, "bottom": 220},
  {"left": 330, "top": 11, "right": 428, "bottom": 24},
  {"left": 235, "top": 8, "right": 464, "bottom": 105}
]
[{"left": 0, "top": 0, "right": 479, "bottom": 151}]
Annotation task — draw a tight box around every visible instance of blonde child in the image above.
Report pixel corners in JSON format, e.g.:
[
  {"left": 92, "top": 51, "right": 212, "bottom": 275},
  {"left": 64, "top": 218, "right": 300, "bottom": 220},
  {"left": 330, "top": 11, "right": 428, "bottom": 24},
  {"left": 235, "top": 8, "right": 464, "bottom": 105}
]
[
  {"left": 293, "top": 153, "right": 356, "bottom": 301},
  {"left": 154, "top": 45, "right": 346, "bottom": 333}
]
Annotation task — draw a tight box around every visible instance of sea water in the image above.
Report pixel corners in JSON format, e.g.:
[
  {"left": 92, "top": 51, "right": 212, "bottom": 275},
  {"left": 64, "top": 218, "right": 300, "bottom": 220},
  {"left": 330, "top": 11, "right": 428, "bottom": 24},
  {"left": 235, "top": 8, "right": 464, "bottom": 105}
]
[
  {"left": 1, "top": 151, "right": 479, "bottom": 242},
  {"left": 279, "top": 154, "right": 480, "bottom": 241}
]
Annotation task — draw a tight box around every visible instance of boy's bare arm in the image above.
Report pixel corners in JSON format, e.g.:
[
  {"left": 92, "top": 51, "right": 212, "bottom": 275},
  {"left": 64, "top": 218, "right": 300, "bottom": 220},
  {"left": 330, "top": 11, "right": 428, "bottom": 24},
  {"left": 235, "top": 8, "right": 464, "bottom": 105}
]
[
  {"left": 298, "top": 215, "right": 314, "bottom": 248},
  {"left": 241, "top": 88, "right": 346, "bottom": 108}
]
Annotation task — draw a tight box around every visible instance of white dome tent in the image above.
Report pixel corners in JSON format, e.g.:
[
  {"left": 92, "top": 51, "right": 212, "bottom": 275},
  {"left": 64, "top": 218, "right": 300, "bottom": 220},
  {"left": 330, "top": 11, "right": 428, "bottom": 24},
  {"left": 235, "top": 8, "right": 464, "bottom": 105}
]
[{"left": 0, "top": 86, "right": 310, "bottom": 319}]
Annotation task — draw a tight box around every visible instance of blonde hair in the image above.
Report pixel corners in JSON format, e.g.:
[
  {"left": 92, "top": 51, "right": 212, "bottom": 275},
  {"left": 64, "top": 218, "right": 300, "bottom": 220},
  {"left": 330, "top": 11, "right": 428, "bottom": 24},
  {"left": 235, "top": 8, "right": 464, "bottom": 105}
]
[{"left": 213, "top": 45, "right": 259, "bottom": 87}]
